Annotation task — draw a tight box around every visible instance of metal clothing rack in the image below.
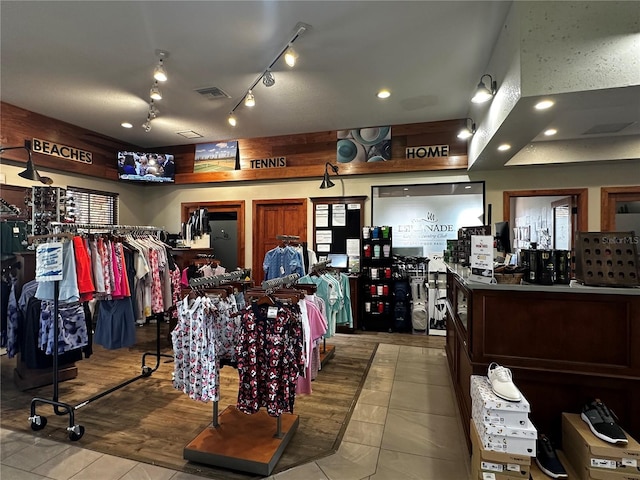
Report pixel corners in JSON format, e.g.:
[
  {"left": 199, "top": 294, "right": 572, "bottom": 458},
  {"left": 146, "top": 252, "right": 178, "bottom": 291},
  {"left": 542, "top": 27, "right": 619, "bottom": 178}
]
[
  {"left": 28, "top": 223, "right": 172, "bottom": 441},
  {"left": 275, "top": 234, "right": 300, "bottom": 245},
  {"left": 183, "top": 270, "right": 299, "bottom": 475}
]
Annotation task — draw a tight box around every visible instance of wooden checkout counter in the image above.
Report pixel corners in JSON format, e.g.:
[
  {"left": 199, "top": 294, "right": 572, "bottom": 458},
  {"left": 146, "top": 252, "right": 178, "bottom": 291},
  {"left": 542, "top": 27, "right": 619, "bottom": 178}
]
[{"left": 444, "top": 264, "right": 640, "bottom": 451}]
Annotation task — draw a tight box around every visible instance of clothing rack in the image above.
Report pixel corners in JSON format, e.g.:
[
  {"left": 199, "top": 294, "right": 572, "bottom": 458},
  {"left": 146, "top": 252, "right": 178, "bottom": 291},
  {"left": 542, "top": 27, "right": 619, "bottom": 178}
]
[
  {"left": 261, "top": 272, "right": 300, "bottom": 290},
  {"left": 183, "top": 269, "right": 300, "bottom": 475},
  {"left": 309, "top": 259, "right": 332, "bottom": 275},
  {"left": 28, "top": 224, "right": 173, "bottom": 441},
  {"left": 275, "top": 234, "right": 300, "bottom": 245}
]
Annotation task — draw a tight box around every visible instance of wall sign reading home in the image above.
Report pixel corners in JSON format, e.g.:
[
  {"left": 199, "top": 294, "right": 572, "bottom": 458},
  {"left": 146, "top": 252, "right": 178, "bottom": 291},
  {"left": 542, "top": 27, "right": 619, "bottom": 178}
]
[
  {"left": 249, "top": 157, "right": 286, "bottom": 169},
  {"left": 405, "top": 145, "right": 449, "bottom": 159},
  {"left": 32, "top": 138, "right": 92, "bottom": 164}
]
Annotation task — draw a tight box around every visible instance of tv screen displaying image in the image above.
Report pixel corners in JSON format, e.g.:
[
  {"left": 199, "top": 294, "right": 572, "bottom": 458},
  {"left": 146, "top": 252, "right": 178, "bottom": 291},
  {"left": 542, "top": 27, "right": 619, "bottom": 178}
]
[{"left": 117, "top": 151, "right": 175, "bottom": 183}]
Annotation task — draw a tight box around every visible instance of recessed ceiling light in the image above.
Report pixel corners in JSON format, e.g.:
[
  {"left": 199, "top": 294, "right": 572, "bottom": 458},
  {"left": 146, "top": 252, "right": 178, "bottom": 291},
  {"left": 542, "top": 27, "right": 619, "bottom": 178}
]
[
  {"left": 535, "top": 100, "right": 554, "bottom": 110},
  {"left": 121, "top": 122, "right": 133, "bottom": 128},
  {"left": 544, "top": 128, "right": 557, "bottom": 136},
  {"left": 377, "top": 89, "right": 391, "bottom": 99},
  {"left": 403, "top": 187, "right": 409, "bottom": 191},
  {"left": 498, "top": 144, "right": 511, "bottom": 151},
  {"left": 465, "top": 185, "right": 471, "bottom": 189}
]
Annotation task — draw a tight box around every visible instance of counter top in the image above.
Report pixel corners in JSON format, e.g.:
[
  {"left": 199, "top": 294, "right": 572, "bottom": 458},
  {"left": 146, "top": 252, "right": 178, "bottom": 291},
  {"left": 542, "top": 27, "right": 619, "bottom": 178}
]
[{"left": 446, "top": 263, "right": 640, "bottom": 296}]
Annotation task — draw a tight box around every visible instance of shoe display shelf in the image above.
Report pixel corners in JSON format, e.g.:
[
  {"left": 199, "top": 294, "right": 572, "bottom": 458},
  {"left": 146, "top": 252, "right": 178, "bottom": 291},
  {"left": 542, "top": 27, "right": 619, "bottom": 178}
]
[{"left": 360, "top": 226, "right": 394, "bottom": 332}]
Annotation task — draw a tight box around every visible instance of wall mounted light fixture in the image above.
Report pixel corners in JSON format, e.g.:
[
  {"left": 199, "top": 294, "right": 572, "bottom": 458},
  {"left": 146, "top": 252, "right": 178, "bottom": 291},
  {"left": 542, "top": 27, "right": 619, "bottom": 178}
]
[
  {"left": 0, "top": 140, "right": 53, "bottom": 184},
  {"left": 319, "top": 162, "right": 339, "bottom": 189},
  {"left": 457, "top": 118, "right": 476, "bottom": 139},
  {"left": 471, "top": 74, "right": 497, "bottom": 104},
  {"left": 227, "top": 22, "right": 310, "bottom": 127}
]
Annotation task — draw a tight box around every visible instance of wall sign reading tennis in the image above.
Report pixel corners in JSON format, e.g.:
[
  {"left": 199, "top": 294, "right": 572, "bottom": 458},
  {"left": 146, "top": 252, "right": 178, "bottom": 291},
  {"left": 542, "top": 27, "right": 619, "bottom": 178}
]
[
  {"left": 405, "top": 145, "right": 449, "bottom": 159},
  {"left": 32, "top": 138, "right": 92, "bottom": 164},
  {"left": 249, "top": 157, "right": 286, "bottom": 169}
]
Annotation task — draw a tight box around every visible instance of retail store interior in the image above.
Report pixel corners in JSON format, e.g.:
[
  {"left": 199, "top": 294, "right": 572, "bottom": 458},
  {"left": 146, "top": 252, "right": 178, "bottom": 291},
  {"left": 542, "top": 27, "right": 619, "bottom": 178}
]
[{"left": 1, "top": 2, "right": 639, "bottom": 480}]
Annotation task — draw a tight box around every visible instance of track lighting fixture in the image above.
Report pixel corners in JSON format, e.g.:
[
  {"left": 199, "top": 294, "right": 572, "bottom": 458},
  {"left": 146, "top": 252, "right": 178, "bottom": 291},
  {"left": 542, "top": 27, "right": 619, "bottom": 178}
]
[
  {"left": 471, "top": 74, "right": 497, "bottom": 104},
  {"left": 148, "top": 100, "right": 159, "bottom": 119},
  {"left": 226, "top": 22, "right": 310, "bottom": 125},
  {"left": 262, "top": 70, "right": 275, "bottom": 87},
  {"left": 0, "top": 140, "right": 53, "bottom": 184},
  {"left": 457, "top": 118, "right": 476, "bottom": 139},
  {"left": 244, "top": 90, "right": 255, "bottom": 107},
  {"left": 150, "top": 81, "right": 162, "bottom": 100},
  {"left": 142, "top": 117, "right": 152, "bottom": 132},
  {"left": 319, "top": 162, "right": 339, "bottom": 189},
  {"left": 228, "top": 114, "right": 237, "bottom": 127}
]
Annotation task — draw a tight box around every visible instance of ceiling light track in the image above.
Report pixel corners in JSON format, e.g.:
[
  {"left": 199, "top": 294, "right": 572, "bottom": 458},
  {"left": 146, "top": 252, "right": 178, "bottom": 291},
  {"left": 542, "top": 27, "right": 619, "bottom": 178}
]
[
  {"left": 227, "top": 22, "right": 310, "bottom": 126},
  {"left": 143, "top": 50, "right": 169, "bottom": 132}
]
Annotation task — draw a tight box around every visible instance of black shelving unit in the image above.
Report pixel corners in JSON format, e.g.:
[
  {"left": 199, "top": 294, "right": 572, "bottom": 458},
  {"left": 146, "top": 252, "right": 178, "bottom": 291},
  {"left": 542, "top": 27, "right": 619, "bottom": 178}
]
[{"left": 360, "top": 226, "right": 394, "bottom": 332}]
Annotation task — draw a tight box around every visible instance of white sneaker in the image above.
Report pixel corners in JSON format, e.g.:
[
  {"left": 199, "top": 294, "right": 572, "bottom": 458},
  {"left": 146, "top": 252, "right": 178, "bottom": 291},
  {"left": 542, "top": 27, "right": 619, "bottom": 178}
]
[{"left": 487, "top": 362, "right": 522, "bottom": 402}]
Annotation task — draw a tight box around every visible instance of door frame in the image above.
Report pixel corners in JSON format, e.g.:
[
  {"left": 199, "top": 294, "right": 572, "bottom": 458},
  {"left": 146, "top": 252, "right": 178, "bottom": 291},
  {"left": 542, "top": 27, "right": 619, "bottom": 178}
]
[
  {"left": 601, "top": 186, "right": 640, "bottom": 231},
  {"left": 181, "top": 200, "right": 246, "bottom": 267},
  {"left": 503, "top": 188, "right": 588, "bottom": 250}
]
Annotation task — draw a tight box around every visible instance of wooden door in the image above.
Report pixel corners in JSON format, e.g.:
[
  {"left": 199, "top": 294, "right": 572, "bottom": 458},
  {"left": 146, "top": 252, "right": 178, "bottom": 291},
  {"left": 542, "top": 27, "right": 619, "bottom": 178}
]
[{"left": 252, "top": 199, "right": 307, "bottom": 284}]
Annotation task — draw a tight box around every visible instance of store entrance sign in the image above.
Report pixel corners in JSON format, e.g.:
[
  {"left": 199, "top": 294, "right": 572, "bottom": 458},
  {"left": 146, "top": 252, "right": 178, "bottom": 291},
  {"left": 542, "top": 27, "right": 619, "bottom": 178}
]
[
  {"left": 249, "top": 157, "right": 286, "bottom": 169},
  {"left": 32, "top": 138, "right": 92, "bottom": 164},
  {"left": 405, "top": 145, "right": 449, "bottom": 159}
]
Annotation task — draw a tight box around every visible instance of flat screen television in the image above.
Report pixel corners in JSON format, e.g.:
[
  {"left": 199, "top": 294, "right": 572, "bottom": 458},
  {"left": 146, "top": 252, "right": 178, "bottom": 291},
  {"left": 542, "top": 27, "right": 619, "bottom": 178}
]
[{"left": 117, "top": 151, "right": 175, "bottom": 183}]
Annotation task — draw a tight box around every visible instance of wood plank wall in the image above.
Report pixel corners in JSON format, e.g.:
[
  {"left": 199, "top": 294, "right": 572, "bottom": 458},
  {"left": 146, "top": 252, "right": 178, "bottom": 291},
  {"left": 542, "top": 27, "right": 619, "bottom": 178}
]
[{"left": 1, "top": 102, "right": 468, "bottom": 185}]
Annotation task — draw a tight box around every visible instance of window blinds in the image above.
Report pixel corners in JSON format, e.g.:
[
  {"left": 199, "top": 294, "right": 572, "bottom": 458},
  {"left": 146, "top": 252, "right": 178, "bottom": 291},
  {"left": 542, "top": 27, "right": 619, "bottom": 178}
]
[{"left": 67, "top": 186, "right": 118, "bottom": 225}]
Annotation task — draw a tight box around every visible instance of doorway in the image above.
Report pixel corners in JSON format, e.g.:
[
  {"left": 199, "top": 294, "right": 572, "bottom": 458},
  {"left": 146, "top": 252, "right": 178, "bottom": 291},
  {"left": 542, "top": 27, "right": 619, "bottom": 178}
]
[
  {"left": 181, "top": 200, "right": 245, "bottom": 268},
  {"left": 601, "top": 186, "right": 640, "bottom": 232},
  {"left": 504, "top": 188, "right": 587, "bottom": 252}
]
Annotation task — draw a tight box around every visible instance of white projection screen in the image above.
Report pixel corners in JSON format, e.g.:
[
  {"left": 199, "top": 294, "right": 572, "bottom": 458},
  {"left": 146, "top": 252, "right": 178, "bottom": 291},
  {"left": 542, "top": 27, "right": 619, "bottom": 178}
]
[{"left": 372, "top": 182, "right": 486, "bottom": 257}]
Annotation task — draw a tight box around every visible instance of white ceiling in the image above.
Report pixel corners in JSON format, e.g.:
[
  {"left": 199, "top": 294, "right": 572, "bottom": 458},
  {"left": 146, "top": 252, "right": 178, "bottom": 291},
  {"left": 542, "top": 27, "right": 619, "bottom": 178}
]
[{"left": 1, "top": 1, "right": 638, "bottom": 170}]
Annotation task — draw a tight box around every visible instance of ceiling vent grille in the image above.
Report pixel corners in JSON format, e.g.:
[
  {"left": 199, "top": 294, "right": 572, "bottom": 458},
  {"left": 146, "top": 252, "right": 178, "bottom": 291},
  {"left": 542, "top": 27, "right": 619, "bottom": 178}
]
[
  {"left": 177, "top": 130, "right": 203, "bottom": 139},
  {"left": 195, "top": 86, "right": 231, "bottom": 100},
  {"left": 582, "top": 122, "right": 634, "bottom": 135}
]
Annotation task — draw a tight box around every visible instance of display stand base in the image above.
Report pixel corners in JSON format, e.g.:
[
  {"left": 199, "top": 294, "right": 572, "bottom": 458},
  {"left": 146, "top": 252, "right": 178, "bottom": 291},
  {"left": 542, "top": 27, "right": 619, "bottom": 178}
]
[
  {"left": 14, "top": 356, "right": 78, "bottom": 391},
  {"left": 320, "top": 344, "right": 335, "bottom": 367},
  {"left": 183, "top": 406, "right": 299, "bottom": 476}
]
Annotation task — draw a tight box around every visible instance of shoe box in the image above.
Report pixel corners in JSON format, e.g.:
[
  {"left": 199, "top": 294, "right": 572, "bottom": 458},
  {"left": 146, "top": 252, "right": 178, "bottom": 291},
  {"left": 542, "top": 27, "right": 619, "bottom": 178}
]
[
  {"left": 527, "top": 450, "right": 580, "bottom": 479},
  {"left": 562, "top": 413, "right": 640, "bottom": 480},
  {"left": 471, "top": 419, "right": 531, "bottom": 480},
  {"left": 471, "top": 375, "right": 531, "bottom": 428}
]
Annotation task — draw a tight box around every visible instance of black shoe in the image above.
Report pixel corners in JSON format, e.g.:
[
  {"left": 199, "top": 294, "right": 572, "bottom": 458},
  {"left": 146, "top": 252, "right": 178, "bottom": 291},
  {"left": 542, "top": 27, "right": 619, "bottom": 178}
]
[
  {"left": 581, "top": 398, "right": 628, "bottom": 444},
  {"left": 535, "top": 434, "right": 568, "bottom": 479}
]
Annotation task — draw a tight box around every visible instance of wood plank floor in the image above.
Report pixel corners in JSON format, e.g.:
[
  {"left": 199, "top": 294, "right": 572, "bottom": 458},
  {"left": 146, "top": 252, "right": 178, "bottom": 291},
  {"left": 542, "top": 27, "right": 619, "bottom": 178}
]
[{"left": 0, "top": 324, "right": 443, "bottom": 479}]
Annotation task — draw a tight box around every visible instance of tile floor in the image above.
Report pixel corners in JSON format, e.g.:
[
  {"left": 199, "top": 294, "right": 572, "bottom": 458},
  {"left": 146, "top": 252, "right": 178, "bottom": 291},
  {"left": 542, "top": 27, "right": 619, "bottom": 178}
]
[{"left": 1, "top": 343, "right": 471, "bottom": 480}]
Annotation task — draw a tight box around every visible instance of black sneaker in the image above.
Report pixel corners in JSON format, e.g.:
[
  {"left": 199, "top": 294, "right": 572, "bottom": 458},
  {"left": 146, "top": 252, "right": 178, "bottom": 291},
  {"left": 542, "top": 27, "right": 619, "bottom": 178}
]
[
  {"left": 581, "top": 398, "right": 628, "bottom": 444},
  {"left": 535, "top": 434, "right": 568, "bottom": 479}
]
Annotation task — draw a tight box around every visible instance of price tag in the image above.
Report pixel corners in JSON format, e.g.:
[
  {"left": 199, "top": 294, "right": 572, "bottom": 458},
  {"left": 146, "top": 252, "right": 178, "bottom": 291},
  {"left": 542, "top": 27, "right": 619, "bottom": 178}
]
[{"left": 267, "top": 306, "right": 278, "bottom": 319}]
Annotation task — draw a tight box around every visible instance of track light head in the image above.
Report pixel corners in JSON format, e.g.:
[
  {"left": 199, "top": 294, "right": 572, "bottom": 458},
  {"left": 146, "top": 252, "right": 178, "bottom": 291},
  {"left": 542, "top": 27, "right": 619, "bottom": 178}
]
[
  {"left": 471, "top": 74, "right": 497, "bottom": 104},
  {"left": 284, "top": 46, "right": 297, "bottom": 67},
  {"left": 262, "top": 71, "right": 275, "bottom": 87},
  {"left": 245, "top": 90, "right": 255, "bottom": 107},
  {"left": 142, "top": 117, "right": 152, "bottom": 132},
  {"left": 154, "top": 59, "right": 167, "bottom": 82},
  {"left": 228, "top": 114, "right": 237, "bottom": 127},
  {"left": 150, "top": 81, "right": 162, "bottom": 100}
]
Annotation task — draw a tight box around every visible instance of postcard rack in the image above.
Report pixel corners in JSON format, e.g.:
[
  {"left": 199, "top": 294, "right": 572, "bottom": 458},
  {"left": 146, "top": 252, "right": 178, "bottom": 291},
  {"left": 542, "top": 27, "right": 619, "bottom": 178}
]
[
  {"left": 28, "top": 223, "right": 172, "bottom": 441},
  {"left": 183, "top": 272, "right": 300, "bottom": 476}
]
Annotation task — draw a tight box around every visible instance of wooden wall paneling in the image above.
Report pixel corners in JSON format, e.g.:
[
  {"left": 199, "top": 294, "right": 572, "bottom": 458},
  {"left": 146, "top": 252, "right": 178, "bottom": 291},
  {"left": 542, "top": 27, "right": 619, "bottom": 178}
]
[
  {"left": 3, "top": 103, "right": 468, "bottom": 185},
  {"left": 1, "top": 102, "right": 135, "bottom": 180}
]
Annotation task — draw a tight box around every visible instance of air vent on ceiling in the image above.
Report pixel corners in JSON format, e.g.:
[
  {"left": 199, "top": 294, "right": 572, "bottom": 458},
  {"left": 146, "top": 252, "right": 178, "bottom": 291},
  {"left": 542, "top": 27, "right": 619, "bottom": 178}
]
[
  {"left": 177, "top": 130, "right": 203, "bottom": 139},
  {"left": 195, "top": 86, "right": 231, "bottom": 100},
  {"left": 582, "top": 122, "right": 634, "bottom": 135}
]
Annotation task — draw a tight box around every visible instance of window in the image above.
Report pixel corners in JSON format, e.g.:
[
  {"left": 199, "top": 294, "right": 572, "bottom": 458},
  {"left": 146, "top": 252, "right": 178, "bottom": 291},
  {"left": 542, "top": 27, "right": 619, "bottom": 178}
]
[{"left": 67, "top": 186, "right": 118, "bottom": 225}]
